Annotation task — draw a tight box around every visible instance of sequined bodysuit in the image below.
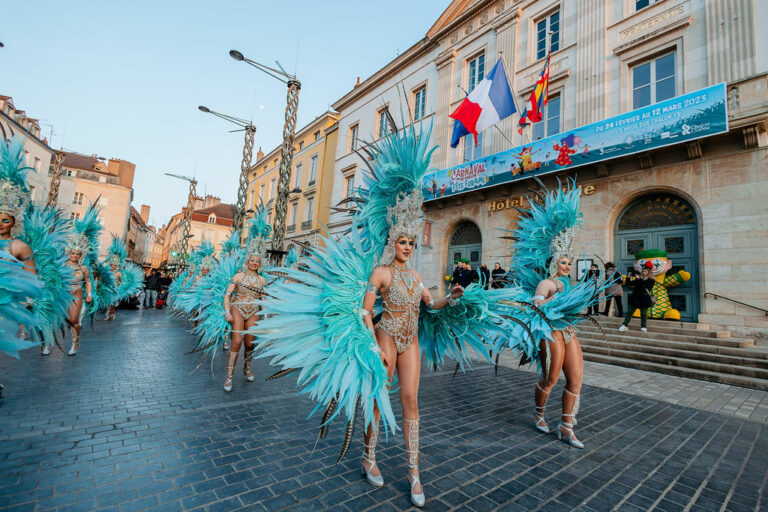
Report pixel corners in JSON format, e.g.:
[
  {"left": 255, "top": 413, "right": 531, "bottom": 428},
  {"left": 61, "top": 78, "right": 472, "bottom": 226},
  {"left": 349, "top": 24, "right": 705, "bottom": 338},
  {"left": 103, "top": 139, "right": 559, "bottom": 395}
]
[
  {"left": 231, "top": 271, "right": 263, "bottom": 319},
  {"left": 377, "top": 265, "right": 424, "bottom": 354},
  {"left": 69, "top": 263, "right": 87, "bottom": 295},
  {"left": 547, "top": 276, "right": 576, "bottom": 345}
]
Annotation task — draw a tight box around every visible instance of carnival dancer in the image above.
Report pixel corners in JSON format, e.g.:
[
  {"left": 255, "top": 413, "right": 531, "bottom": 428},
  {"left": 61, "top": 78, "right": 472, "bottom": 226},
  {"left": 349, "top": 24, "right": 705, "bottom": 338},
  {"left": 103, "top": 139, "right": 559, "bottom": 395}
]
[
  {"left": 253, "top": 124, "right": 513, "bottom": 508},
  {"left": 64, "top": 234, "right": 92, "bottom": 355},
  {"left": 496, "top": 178, "right": 605, "bottom": 449},
  {"left": 0, "top": 138, "right": 72, "bottom": 356},
  {"left": 104, "top": 236, "right": 143, "bottom": 320},
  {"left": 221, "top": 223, "right": 268, "bottom": 391},
  {"left": 169, "top": 240, "right": 216, "bottom": 318}
]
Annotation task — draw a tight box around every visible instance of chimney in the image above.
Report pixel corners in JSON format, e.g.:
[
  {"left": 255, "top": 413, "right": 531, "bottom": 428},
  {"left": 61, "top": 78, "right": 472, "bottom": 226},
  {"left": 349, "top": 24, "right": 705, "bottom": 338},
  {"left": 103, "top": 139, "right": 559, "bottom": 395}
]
[
  {"left": 355, "top": 77, "right": 360, "bottom": 87},
  {"left": 140, "top": 205, "right": 150, "bottom": 223},
  {"left": 204, "top": 195, "right": 221, "bottom": 208},
  {"left": 257, "top": 146, "right": 264, "bottom": 160}
]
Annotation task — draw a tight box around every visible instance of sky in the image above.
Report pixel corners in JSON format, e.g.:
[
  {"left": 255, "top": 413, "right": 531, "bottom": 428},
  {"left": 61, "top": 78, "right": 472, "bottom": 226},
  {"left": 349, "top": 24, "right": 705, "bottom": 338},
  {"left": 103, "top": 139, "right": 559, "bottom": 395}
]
[{"left": 2, "top": 0, "right": 450, "bottom": 228}]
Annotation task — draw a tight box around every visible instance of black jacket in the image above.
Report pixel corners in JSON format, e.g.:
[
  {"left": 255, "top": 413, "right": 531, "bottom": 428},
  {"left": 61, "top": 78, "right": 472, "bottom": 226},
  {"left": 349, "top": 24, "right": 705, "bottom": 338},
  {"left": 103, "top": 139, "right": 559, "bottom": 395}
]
[
  {"left": 626, "top": 275, "right": 655, "bottom": 308},
  {"left": 491, "top": 268, "right": 506, "bottom": 289},
  {"left": 479, "top": 267, "right": 491, "bottom": 289}
]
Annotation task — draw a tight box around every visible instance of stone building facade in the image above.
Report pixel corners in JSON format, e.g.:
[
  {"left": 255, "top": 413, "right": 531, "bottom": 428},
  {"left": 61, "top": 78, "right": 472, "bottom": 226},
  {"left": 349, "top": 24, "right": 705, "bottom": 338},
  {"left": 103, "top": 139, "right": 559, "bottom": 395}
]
[
  {"left": 330, "top": 0, "right": 768, "bottom": 336},
  {"left": 0, "top": 95, "right": 54, "bottom": 203},
  {"left": 246, "top": 111, "right": 339, "bottom": 248}
]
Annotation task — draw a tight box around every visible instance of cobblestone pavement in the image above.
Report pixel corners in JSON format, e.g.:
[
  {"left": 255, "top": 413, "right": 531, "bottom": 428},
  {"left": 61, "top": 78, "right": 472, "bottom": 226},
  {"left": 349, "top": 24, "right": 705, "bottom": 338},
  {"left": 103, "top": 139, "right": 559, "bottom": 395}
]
[{"left": 1, "top": 309, "right": 767, "bottom": 512}]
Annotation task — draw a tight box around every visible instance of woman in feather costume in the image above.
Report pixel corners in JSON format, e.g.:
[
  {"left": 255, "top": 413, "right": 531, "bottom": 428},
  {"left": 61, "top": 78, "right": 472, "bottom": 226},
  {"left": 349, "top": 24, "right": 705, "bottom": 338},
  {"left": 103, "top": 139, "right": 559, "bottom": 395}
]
[
  {"left": 63, "top": 233, "right": 92, "bottom": 355},
  {"left": 169, "top": 240, "right": 216, "bottom": 318},
  {"left": 1, "top": 138, "right": 72, "bottom": 356},
  {"left": 221, "top": 220, "right": 268, "bottom": 392},
  {"left": 254, "top": 124, "right": 514, "bottom": 508},
  {"left": 497, "top": 178, "right": 605, "bottom": 449},
  {"left": 104, "top": 236, "right": 144, "bottom": 319}
]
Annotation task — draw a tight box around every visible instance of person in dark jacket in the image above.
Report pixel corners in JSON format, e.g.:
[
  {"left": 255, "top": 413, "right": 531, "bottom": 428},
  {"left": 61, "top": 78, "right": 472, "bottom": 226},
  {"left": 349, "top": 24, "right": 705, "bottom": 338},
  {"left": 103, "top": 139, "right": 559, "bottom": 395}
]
[
  {"left": 586, "top": 263, "right": 601, "bottom": 315},
  {"left": 491, "top": 262, "right": 506, "bottom": 289},
  {"left": 478, "top": 263, "right": 491, "bottom": 289},
  {"left": 602, "top": 263, "right": 623, "bottom": 317},
  {"left": 619, "top": 262, "right": 655, "bottom": 332}
]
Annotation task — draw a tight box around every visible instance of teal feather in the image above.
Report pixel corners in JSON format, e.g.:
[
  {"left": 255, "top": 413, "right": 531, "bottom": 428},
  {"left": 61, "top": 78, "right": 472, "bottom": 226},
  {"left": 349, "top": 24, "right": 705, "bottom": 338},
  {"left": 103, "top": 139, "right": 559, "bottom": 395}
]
[{"left": 0, "top": 249, "right": 42, "bottom": 357}]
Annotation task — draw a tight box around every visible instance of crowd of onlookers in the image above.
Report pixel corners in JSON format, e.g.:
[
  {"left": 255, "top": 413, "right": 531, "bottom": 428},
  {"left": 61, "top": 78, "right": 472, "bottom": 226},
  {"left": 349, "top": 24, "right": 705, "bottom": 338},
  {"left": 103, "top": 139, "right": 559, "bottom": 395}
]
[{"left": 450, "top": 259, "right": 653, "bottom": 331}]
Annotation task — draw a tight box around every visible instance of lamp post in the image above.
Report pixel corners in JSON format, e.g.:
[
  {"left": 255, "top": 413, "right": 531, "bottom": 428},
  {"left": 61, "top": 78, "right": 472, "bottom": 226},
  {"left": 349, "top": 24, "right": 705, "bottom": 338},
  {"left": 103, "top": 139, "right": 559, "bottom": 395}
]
[
  {"left": 197, "top": 106, "right": 256, "bottom": 231},
  {"left": 229, "top": 49, "right": 301, "bottom": 265},
  {"left": 46, "top": 150, "right": 66, "bottom": 207},
  {"left": 165, "top": 172, "right": 198, "bottom": 268}
]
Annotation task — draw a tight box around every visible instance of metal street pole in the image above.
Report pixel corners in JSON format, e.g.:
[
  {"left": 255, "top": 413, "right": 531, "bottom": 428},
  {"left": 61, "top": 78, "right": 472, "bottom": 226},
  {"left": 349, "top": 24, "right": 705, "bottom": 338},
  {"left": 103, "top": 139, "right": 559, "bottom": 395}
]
[
  {"left": 271, "top": 79, "right": 301, "bottom": 265},
  {"left": 46, "top": 150, "right": 65, "bottom": 207},
  {"left": 197, "top": 106, "right": 256, "bottom": 231},
  {"left": 229, "top": 50, "right": 301, "bottom": 266},
  {"left": 165, "top": 172, "right": 198, "bottom": 268}
]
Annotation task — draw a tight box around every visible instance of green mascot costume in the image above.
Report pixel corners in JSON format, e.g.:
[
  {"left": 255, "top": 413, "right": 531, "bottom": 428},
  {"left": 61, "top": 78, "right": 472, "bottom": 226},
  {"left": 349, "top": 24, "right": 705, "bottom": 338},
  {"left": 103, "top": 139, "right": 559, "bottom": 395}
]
[{"left": 626, "top": 249, "right": 691, "bottom": 320}]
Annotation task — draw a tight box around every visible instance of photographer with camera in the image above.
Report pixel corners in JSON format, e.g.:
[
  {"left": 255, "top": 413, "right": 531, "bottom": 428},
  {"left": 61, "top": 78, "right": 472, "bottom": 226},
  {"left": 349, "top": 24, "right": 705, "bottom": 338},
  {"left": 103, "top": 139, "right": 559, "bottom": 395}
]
[{"left": 618, "top": 261, "right": 655, "bottom": 332}]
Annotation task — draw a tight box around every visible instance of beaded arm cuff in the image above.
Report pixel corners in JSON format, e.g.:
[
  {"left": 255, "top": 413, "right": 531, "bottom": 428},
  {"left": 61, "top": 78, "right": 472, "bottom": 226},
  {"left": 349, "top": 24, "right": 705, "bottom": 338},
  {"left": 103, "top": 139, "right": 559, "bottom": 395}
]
[{"left": 366, "top": 282, "right": 378, "bottom": 294}]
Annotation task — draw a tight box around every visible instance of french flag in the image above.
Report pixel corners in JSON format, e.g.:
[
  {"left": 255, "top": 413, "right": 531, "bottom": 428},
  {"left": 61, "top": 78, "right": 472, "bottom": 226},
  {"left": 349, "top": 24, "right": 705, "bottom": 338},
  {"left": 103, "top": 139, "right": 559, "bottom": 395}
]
[{"left": 450, "top": 58, "right": 516, "bottom": 148}]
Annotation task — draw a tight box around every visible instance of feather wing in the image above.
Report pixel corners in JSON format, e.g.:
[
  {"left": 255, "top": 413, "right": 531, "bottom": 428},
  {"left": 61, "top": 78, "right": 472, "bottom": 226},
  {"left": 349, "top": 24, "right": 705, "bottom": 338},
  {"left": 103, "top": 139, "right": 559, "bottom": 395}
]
[
  {"left": 0, "top": 249, "right": 42, "bottom": 357},
  {"left": 21, "top": 204, "right": 73, "bottom": 349}
]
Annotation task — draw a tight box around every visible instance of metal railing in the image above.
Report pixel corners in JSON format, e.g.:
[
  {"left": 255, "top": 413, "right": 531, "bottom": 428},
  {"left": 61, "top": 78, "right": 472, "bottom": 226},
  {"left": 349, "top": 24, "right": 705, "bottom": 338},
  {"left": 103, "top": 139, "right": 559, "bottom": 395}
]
[{"left": 704, "top": 292, "right": 768, "bottom": 316}]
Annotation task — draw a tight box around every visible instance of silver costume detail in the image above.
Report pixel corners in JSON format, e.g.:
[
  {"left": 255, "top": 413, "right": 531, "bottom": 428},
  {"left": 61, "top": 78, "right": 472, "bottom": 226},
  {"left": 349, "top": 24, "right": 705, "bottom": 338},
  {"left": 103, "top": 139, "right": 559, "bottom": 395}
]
[
  {"left": 404, "top": 417, "right": 419, "bottom": 469},
  {"left": 533, "top": 294, "right": 546, "bottom": 302},
  {"left": 231, "top": 272, "right": 263, "bottom": 319},
  {"left": 377, "top": 265, "right": 421, "bottom": 354},
  {"left": 366, "top": 282, "right": 379, "bottom": 295},
  {"left": 378, "top": 189, "right": 424, "bottom": 266},
  {"left": 548, "top": 226, "right": 575, "bottom": 277}
]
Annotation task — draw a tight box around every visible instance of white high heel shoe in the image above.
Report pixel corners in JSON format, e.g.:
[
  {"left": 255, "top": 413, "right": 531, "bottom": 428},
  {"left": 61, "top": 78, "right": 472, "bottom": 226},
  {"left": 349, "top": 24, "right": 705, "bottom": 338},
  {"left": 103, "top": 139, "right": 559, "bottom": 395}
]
[
  {"left": 557, "top": 420, "right": 584, "bottom": 449},
  {"left": 534, "top": 406, "right": 550, "bottom": 433},
  {"left": 407, "top": 467, "right": 425, "bottom": 508},
  {"left": 361, "top": 457, "right": 384, "bottom": 487}
]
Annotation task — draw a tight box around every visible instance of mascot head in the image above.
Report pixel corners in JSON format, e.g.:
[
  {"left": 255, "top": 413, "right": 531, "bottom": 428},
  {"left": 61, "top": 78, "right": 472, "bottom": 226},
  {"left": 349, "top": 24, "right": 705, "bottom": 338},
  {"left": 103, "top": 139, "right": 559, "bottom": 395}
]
[{"left": 633, "top": 249, "right": 671, "bottom": 279}]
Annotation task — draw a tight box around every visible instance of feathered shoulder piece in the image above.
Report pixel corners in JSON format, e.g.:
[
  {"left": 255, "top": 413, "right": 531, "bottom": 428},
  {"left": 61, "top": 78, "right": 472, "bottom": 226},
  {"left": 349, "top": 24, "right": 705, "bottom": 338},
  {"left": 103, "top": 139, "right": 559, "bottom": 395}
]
[
  {"left": 510, "top": 177, "right": 582, "bottom": 292},
  {"left": 354, "top": 123, "right": 437, "bottom": 255},
  {"left": 106, "top": 235, "right": 127, "bottom": 266},
  {"left": 220, "top": 229, "right": 242, "bottom": 257},
  {"left": 0, "top": 138, "right": 32, "bottom": 237}
]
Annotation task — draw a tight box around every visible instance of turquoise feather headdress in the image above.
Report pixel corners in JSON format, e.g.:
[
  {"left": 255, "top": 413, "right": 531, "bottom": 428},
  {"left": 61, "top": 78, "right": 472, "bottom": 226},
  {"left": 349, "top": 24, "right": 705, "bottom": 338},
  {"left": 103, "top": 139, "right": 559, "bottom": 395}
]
[
  {"left": 244, "top": 205, "right": 271, "bottom": 262},
  {"left": 354, "top": 123, "right": 436, "bottom": 261},
  {"left": 191, "top": 239, "right": 216, "bottom": 269},
  {"left": 0, "top": 138, "right": 32, "bottom": 237},
  {"left": 106, "top": 235, "right": 127, "bottom": 267}
]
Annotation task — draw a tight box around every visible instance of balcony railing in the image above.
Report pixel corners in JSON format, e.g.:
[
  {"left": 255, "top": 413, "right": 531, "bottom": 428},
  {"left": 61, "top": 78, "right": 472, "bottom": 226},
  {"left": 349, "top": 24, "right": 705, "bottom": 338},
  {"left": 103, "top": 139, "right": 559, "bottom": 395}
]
[
  {"left": 286, "top": 224, "right": 296, "bottom": 233},
  {"left": 301, "top": 220, "right": 312, "bottom": 230}
]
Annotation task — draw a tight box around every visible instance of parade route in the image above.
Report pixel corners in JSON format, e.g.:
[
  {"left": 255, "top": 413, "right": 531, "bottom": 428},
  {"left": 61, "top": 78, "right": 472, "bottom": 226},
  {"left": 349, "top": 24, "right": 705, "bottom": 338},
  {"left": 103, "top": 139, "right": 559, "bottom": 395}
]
[{"left": 1, "top": 308, "right": 766, "bottom": 511}]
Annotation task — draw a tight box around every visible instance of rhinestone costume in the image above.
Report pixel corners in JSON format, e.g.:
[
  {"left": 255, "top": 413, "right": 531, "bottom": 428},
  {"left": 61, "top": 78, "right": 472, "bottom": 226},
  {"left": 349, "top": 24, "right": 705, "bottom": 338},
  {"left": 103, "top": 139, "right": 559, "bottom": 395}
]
[
  {"left": 232, "top": 271, "right": 263, "bottom": 319},
  {"left": 377, "top": 265, "right": 423, "bottom": 354},
  {"left": 68, "top": 263, "right": 87, "bottom": 295}
]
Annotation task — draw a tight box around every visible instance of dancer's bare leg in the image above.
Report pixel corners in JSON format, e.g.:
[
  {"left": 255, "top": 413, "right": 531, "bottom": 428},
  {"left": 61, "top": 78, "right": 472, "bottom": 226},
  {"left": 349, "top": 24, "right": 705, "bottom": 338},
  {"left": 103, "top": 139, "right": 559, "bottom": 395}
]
[
  {"left": 397, "top": 341, "right": 422, "bottom": 495},
  {"left": 534, "top": 331, "right": 565, "bottom": 431}
]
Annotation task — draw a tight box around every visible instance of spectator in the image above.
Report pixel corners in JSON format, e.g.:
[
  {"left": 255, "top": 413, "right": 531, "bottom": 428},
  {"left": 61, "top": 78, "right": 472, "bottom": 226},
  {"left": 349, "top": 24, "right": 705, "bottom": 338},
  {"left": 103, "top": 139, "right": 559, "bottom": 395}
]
[
  {"left": 491, "top": 262, "right": 506, "bottom": 289},
  {"left": 602, "top": 263, "right": 624, "bottom": 317},
  {"left": 618, "top": 262, "right": 655, "bottom": 332},
  {"left": 457, "top": 259, "right": 476, "bottom": 288},
  {"left": 156, "top": 286, "right": 169, "bottom": 309},
  {"left": 451, "top": 260, "right": 463, "bottom": 287},
  {"left": 478, "top": 263, "right": 491, "bottom": 289},
  {"left": 144, "top": 270, "right": 160, "bottom": 309},
  {"left": 586, "top": 263, "right": 601, "bottom": 315}
]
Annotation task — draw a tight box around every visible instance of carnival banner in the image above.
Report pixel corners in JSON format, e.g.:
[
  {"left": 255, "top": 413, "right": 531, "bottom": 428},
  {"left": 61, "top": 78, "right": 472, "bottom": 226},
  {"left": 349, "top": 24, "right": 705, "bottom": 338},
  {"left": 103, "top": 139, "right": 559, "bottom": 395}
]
[{"left": 422, "top": 83, "right": 728, "bottom": 201}]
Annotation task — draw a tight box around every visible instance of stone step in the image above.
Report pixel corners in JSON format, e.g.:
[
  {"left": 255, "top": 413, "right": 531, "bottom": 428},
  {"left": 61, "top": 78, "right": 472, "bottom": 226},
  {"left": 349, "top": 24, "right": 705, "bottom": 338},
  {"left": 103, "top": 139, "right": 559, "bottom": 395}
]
[
  {"left": 577, "top": 324, "right": 755, "bottom": 348},
  {"left": 579, "top": 337, "right": 768, "bottom": 371},
  {"left": 579, "top": 332, "right": 768, "bottom": 361},
  {"left": 582, "top": 352, "right": 768, "bottom": 391},
  {"left": 593, "top": 317, "right": 733, "bottom": 339},
  {"left": 581, "top": 343, "right": 768, "bottom": 380}
]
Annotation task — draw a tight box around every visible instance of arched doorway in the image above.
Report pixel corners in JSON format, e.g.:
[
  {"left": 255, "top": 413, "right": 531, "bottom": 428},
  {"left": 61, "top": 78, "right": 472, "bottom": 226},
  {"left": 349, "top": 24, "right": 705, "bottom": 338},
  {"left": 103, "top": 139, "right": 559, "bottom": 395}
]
[
  {"left": 447, "top": 221, "right": 482, "bottom": 274},
  {"left": 614, "top": 193, "right": 699, "bottom": 321}
]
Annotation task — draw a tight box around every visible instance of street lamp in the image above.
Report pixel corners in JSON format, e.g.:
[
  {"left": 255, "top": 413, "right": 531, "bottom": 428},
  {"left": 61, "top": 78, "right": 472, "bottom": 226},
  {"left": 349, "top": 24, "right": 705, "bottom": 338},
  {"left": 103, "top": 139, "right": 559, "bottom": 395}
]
[
  {"left": 229, "top": 48, "right": 301, "bottom": 265},
  {"left": 198, "top": 105, "right": 256, "bottom": 231},
  {"left": 165, "top": 172, "right": 198, "bottom": 268}
]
